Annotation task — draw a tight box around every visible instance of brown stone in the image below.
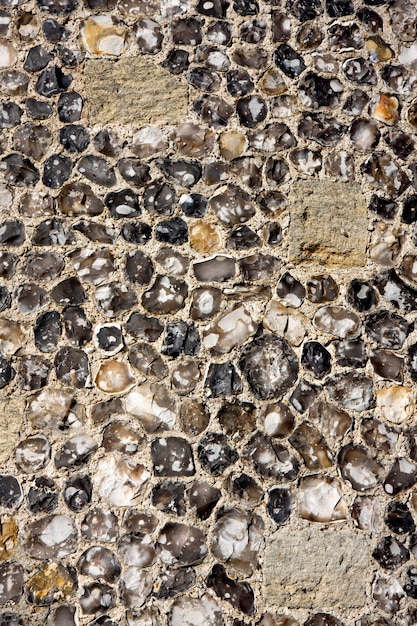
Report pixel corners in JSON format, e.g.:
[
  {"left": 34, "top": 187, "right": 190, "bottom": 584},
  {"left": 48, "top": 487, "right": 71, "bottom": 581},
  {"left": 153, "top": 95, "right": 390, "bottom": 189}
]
[
  {"left": 0, "top": 397, "right": 24, "bottom": 465},
  {"left": 84, "top": 58, "right": 188, "bottom": 125},
  {"left": 288, "top": 181, "right": 367, "bottom": 267},
  {"left": 264, "top": 525, "right": 370, "bottom": 609}
]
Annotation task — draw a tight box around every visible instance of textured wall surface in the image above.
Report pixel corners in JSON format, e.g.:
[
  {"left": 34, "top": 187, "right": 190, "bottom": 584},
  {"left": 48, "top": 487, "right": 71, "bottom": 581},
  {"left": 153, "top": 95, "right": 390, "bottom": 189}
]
[{"left": 0, "top": 0, "right": 417, "bottom": 625}]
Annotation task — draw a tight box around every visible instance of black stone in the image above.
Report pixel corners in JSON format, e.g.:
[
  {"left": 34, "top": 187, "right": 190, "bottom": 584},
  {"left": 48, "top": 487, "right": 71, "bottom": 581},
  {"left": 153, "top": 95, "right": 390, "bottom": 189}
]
[
  {"left": 157, "top": 159, "right": 202, "bottom": 188},
  {"left": 233, "top": 0, "right": 258, "bottom": 15},
  {"left": 276, "top": 272, "right": 305, "bottom": 305},
  {"left": 372, "top": 536, "right": 409, "bottom": 570},
  {"left": 347, "top": 279, "right": 378, "bottom": 312},
  {"left": 55, "top": 346, "right": 90, "bottom": 388},
  {"left": 187, "top": 66, "right": 220, "bottom": 92},
  {"left": 26, "top": 98, "right": 52, "bottom": 120},
  {"left": 35, "top": 66, "right": 71, "bottom": 97},
  {"left": 385, "top": 130, "right": 414, "bottom": 161},
  {"left": 375, "top": 269, "right": 417, "bottom": 312},
  {"left": 206, "top": 564, "right": 255, "bottom": 615},
  {"left": 408, "top": 343, "right": 417, "bottom": 381},
  {"left": 162, "top": 321, "right": 200, "bottom": 357},
  {"left": 37, "top": 0, "right": 77, "bottom": 12},
  {"left": 121, "top": 221, "right": 151, "bottom": 244},
  {"left": 301, "top": 341, "right": 331, "bottom": 379},
  {"left": 343, "top": 57, "right": 376, "bottom": 85},
  {"left": 365, "top": 310, "right": 411, "bottom": 349},
  {"left": 23, "top": 45, "right": 52, "bottom": 73},
  {"left": 155, "top": 217, "right": 188, "bottom": 245},
  {"left": 299, "top": 72, "right": 343, "bottom": 109},
  {"left": 171, "top": 17, "right": 202, "bottom": 46},
  {"left": 194, "top": 94, "right": 234, "bottom": 127},
  {"left": 267, "top": 487, "right": 291, "bottom": 525},
  {"left": 287, "top": 0, "right": 323, "bottom": 21},
  {"left": 369, "top": 195, "right": 397, "bottom": 219},
  {"left": 105, "top": 189, "right": 140, "bottom": 219},
  {"left": 385, "top": 501, "right": 415, "bottom": 535},
  {"left": 196, "top": 0, "right": 229, "bottom": 16},
  {"left": 226, "top": 69, "right": 254, "bottom": 97},
  {"left": 274, "top": 44, "right": 306, "bottom": 78},
  {"left": 78, "top": 155, "right": 116, "bottom": 187},
  {"left": 59, "top": 124, "right": 90, "bottom": 153},
  {"left": 27, "top": 477, "right": 58, "bottom": 513},
  {"left": 356, "top": 7, "right": 383, "bottom": 32},
  {"left": 334, "top": 338, "right": 367, "bottom": 368},
  {"left": 58, "top": 45, "right": 84, "bottom": 67},
  {"left": 1, "top": 154, "right": 39, "bottom": 186},
  {"left": 155, "top": 568, "right": 196, "bottom": 598},
  {"left": 162, "top": 49, "right": 189, "bottom": 74},
  {"left": 152, "top": 481, "right": 186, "bottom": 515},
  {"left": 143, "top": 181, "right": 176, "bottom": 216},
  {"left": 57, "top": 91, "right": 83, "bottom": 122},
  {"left": 289, "top": 379, "right": 321, "bottom": 413},
  {"left": 404, "top": 567, "right": 417, "bottom": 599},
  {"left": 227, "top": 226, "right": 261, "bottom": 250},
  {"left": 34, "top": 311, "right": 61, "bottom": 352},
  {"left": 198, "top": 432, "right": 239, "bottom": 475},
  {"left": 326, "top": 0, "right": 354, "bottom": 16},
  {"left": 241, "top": 18, "right": 266, "bottom": 42},
  {"left": 207, "top": 20, "right": 232, "bottom": 45},
  {"left": 64, "top": 475, "right": 92, "bottom": 512},
  {"left": 63, "top": 306, "right": 92, "bottom": 347},
  {"left": 0, "top": 220, "right": 25, "bottom": 246},
  {"left": 32, "top": 218, "right": 74, "bottom": 246},
  {"left": 0, "top": 475, "right": 21, "bottom": 507},
  {"left": 151, "top": 438, "right": 195, "bottom": 477},
  {"left": 205, "top": 361, "right": 242, "bottom": 397},
  {"left": 0, "top": 286, "right": 10, "bottom": 312},
  {"left": 125, "top": 312, "right": 164, "bottom": 342},
  {"left": 179, "top": 193, "right": 207, "bottom": 218},
  {"left": 0, "top": 356, "right": 14, "bottom": 389},
  {"left": 118, "top": 159, "right": 150, "bottom": 188},
  {"left": 51, "top": 277, "right": 86, "bottom": 305},
  {"left": 402, "top": 195, "right": 417, "bottom": 224},
  {"left": 124, "top": 250, "right": 154, "bottom": 285},
  {"left": 42, "top": 18, "right": 69, "bottom": 41},
  {"left": 42, "top": 154, "right": 72, "bottom": 188},
  {"left": 237, "top": 96, "right": 267, "bottom": 128},
  {"left": 93, "top": 129, "right": 124, "bottom": 158}
]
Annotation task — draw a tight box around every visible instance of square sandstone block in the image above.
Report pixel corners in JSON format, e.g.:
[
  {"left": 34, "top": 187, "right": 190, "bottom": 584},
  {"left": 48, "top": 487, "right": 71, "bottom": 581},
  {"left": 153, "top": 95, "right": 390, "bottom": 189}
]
[
  {"left": 84, "top": 57, "right": 188, "bottom": 126},
  {"left": 263, "top": 525, "right": 370, "bottom": 609},
  {"left": 289, "top": 181, "right": 367, "bottom": 267}
]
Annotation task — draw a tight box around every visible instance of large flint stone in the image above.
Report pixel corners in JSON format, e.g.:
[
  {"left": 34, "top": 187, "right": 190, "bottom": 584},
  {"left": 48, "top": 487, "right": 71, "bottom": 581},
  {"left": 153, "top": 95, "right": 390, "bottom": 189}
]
[{"left": 240, "top": 334, "right": 298, "bottom": 400}]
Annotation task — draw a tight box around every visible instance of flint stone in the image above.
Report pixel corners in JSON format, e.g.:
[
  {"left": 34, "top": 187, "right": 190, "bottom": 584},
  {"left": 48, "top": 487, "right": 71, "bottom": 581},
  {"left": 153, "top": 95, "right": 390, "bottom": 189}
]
[
  {"left": 289, "top": 181, "right": 367, "bottom": 267},
  {"left": 264, "top": 526, "right": 370, "bottom": 609},
  {"left": 84, "top": 58, "right": 188, "bottom": 125}
]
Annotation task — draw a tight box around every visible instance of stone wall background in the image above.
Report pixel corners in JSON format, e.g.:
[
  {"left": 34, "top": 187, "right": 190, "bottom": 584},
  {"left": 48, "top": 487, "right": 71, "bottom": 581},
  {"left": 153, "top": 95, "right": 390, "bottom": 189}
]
[{"left": 0, "top": 0, "right": 417, "bottom": 624}]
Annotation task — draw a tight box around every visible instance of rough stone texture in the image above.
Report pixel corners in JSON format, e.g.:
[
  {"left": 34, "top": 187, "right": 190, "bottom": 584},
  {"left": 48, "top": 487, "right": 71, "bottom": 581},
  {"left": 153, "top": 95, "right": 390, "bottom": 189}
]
[
  {"left": 84, "top": 58, "right": 188, "bottom": 125},
  {"left": 263, "top": 525, "right": 370, "bottom": 609},
  {"left": 289, "top": 181, "right": 367, "bottom": 267},
  {"left": 0, "top": 397, "right": 24, "bottom": 465}
]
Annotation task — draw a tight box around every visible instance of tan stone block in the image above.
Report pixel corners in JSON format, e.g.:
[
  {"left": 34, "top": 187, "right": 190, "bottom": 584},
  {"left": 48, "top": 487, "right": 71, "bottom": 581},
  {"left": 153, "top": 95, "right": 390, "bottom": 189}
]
[
  {"left": 288, "top": 180, "right": 367, "bottom": 266},
  {"left": 0, "top": 397, "right": 24, "bottom": 465},
  {"left": 84, "top": 57, "right": 188, "bottom": 125},
  {"left": 263, "top": 525, "right": 370, "bottom": 609}
]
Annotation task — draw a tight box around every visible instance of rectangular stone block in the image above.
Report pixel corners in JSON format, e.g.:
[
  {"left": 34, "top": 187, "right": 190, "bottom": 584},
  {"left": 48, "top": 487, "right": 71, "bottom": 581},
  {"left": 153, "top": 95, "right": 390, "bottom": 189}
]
[
  {"left": 84, "top": 57, "right": 188, "bottom": 126},
  {"left": 263, "top": 525, "right": 370, "bottom": 609},
  {"left": 288, "top": 181, "right": 367, "bottom": 267}
]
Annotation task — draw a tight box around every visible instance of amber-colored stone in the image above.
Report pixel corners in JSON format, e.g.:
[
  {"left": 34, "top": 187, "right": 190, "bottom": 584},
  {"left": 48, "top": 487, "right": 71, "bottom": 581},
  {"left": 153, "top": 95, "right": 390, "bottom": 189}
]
[
  {"left": 0, "top": 515, "right": 18, "bottom": 560},
  {"left": 189, "top": 222, "right": 222, "bottom": 253}
]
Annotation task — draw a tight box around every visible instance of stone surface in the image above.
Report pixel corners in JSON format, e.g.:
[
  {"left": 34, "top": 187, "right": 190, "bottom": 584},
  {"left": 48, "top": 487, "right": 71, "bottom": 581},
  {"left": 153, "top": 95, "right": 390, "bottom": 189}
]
[
  {"left": 0, "top": 397, "right": 24, "bottom": 464},
  {"left": 289, "top": 181, "right": 367, "bottom": 266},
  {"left": 84, "top": 58, "right": 188, "bottom": 125},
  {"left": 264, "top": 526, "right": 370, "bottom": 609}
]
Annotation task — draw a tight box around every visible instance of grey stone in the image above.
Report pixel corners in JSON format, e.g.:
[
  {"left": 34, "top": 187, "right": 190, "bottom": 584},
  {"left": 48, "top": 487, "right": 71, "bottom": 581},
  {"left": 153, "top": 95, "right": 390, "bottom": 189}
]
[
  {"left": 263, "top": 525, "right": 370, "bottom": 609},
  {"left": 289, "top": 181, "right": 367, "bottom": 267},
  {"left": 84, "top": 58, "right": 188, "bottom": 125}
]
